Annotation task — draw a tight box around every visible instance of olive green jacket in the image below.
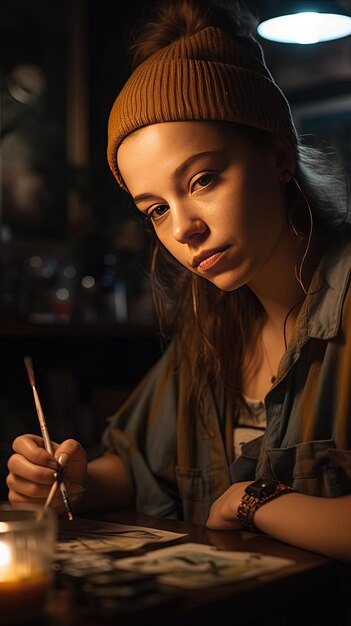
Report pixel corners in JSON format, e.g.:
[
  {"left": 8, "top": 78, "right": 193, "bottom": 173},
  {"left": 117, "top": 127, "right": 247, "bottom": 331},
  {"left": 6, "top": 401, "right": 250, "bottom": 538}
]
[{"left": 103, "top": 234, "right": 351, "bottom": 524}]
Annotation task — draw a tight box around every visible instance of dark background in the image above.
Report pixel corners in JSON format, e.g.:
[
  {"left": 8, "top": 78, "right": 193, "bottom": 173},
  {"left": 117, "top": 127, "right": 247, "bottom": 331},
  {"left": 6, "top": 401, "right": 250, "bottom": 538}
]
[{"left": 1, "top": 0, "right": 351, "bottom": 500}]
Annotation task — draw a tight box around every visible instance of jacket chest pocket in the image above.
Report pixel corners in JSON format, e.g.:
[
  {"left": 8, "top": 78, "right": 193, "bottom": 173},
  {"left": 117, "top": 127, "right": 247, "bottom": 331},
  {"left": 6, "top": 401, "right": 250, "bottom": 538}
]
[{"left": 268, "top": 439, "right": 351, "bottom": 496}]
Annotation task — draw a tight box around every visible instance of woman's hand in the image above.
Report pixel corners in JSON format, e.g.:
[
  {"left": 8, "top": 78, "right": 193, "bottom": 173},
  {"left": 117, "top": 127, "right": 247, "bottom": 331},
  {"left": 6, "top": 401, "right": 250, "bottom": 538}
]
[
  {"left": 206, "top": 481, "right": 252, "bottom": 530},
  {"left": 7, "top": 434, "right": 87, "bottom": 512}
]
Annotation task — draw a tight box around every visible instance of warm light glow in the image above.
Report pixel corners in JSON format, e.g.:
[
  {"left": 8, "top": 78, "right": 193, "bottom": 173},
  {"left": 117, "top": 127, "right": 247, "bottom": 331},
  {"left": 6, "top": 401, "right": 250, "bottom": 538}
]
[
  {"left": 0, "top": 540, "right": 12, "bottom": 582},
  {"left": 81, "top": 275, "right": 95, "bottom": 289},
  {"left": 0, "top": 541, "right": 11, "bottom": 567},
  {"left": 257, "top": 12, "right": 351, "bottom": 44}
]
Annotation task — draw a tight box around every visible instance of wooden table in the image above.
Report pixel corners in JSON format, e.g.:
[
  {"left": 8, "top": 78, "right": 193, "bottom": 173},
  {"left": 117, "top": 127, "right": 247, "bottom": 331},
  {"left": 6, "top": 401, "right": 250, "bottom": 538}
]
[{"left": 41, "top": 511, "right": 350, "bottom": 626}]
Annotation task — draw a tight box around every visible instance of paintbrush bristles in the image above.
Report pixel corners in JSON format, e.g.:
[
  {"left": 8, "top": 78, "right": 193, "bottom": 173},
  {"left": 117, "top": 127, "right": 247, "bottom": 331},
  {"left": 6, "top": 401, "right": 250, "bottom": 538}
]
[
  {"left": 24, "top": 356, "right": 35, "bottom": 387},
  {"left": 24, "top": 357, "right": 54, "bottom": 454}
]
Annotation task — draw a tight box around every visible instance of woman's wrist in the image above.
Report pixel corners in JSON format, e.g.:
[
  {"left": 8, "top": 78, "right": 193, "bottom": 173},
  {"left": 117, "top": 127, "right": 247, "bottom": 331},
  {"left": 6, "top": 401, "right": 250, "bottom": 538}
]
[{"left": 237, "top": 479, "right": 295, "bottom": 532}]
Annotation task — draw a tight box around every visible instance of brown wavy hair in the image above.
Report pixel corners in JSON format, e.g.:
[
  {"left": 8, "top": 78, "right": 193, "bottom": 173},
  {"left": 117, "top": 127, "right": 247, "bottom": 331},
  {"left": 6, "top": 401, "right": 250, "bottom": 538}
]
[{"left": 127, "top": 0, "right": 350, "bottom": 418}]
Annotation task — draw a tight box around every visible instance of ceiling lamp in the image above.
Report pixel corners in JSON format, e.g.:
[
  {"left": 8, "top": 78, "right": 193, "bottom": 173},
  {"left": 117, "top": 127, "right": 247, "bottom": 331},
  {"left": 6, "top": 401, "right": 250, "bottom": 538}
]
[{"left": 257, "top": 2, "right": 351, "bottom": 44}]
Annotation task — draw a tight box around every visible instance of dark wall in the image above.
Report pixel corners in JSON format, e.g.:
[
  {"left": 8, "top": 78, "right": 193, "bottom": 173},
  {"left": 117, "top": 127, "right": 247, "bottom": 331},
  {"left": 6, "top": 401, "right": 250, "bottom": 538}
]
[
  {"left": 88, "top": 0, "right": 156, "bottom": 223},
  {"left": 0, "top": 329, "right": 162, "bottom": 502},
  {"left": 0, "top": 1, "right": 164, "bottom": 503}
]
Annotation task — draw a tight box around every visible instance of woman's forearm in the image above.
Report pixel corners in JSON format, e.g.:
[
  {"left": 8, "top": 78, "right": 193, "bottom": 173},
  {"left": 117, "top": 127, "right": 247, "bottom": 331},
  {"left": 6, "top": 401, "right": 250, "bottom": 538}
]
[
  {"left": 206, "top": 482, "right": 351, "bottom": 562},
  {"left": 254, "top": 491, "right": 351, "bottom": 562},
  {"left": 74, "top": 452, "right": 135, "bottom": 514}
]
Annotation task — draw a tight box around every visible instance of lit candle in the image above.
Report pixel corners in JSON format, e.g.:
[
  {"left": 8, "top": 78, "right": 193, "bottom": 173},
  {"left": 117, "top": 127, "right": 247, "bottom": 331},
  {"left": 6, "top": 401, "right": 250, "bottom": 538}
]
[
  {"left": 0, "top": 504, "right": 56, "bottom": 624},
  {"left": 0, "top": 534, "right": 52, "bottom": 625}
]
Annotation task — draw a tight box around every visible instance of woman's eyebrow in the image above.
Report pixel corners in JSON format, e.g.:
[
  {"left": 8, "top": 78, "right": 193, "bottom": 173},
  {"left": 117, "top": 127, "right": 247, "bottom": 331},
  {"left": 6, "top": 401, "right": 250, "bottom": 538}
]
[
  {"left": 133, "top": 150, "right": 223, "bottom": 204},
  {"left": 133, "top": 192, "right": 156, "bottom": 205},
  {"left": 172, "top": 150, "right": 222, "bottom": 179}
]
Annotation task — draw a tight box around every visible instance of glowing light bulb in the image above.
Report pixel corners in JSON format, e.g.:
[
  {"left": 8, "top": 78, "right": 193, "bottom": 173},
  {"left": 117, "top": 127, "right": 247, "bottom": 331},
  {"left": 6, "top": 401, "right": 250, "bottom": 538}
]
[{"left": 258, "top": 12, "right": 351, "bottom": 44}]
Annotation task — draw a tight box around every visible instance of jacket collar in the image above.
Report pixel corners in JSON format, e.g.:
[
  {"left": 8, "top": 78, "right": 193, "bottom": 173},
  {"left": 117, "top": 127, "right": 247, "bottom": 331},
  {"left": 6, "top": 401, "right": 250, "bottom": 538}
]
[{"left": 301, "top": 234, "right": 351, "bottom": 341}]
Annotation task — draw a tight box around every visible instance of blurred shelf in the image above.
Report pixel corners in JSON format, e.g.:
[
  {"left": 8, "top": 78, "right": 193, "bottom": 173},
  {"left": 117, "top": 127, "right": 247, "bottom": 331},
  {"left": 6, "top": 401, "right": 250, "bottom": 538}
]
[{"left": 0, "top": 317, "right": 160, "bottom": 338}]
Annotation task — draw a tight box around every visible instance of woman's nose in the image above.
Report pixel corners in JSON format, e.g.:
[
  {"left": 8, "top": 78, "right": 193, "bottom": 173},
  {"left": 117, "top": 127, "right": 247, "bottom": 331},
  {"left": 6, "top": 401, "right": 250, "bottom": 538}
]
[{"left": 172, "top": 206, "right": 207, "bottom": 243}]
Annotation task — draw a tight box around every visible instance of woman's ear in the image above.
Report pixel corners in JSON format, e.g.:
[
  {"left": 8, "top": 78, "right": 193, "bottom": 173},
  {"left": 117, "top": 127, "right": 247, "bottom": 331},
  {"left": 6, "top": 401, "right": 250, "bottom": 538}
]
[{"left": 270, "top": 135, "right": 296, "bottom": 182}]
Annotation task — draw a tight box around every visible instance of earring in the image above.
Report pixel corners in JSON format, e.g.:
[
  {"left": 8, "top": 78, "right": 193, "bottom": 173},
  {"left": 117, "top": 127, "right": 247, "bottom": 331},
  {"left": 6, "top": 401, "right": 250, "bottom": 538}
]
[
  {"left": 285, "top": 171, "right": 304, "bottom": 240},
  {"left": 291, "top": 176, "right": 314, "bottom": 296},
  {"left": 288, "top": 204, "right": 304, "bottom": 241}
]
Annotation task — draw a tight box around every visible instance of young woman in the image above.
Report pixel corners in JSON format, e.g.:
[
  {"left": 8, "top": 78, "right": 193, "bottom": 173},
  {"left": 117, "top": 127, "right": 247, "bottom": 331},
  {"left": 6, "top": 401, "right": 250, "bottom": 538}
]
[{"left": 6, "top": 0, "right": 351, "bottom": 561}]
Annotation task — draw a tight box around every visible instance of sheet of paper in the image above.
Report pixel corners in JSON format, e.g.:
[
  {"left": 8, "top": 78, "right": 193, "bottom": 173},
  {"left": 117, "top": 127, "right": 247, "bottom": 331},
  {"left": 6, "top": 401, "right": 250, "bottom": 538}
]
[
  {"left": 56, "top": 517, "right": 187, "bottom": 554},
  {"left": 114, "top": 542, "right": 295, "bottom": 589}
]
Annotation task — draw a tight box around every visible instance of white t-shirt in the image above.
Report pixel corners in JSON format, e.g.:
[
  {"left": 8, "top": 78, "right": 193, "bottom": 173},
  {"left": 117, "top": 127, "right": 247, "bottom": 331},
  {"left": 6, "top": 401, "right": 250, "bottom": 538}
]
[{"left": 233, "top": 396, "right": 266, "bottom": 458}]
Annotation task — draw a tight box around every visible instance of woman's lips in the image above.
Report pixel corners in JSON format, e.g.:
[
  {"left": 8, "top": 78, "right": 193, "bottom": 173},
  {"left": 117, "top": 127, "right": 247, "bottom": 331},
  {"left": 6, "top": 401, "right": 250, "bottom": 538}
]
[{"left": 193, "top": 247, "right": 228, "bottom": 271}]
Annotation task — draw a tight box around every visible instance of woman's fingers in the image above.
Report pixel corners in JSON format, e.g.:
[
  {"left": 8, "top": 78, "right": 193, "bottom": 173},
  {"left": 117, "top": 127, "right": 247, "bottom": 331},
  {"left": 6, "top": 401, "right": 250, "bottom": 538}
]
[
  {"left": 7, "top": 468, "right": 85, "bottom": 511},
  {"left": 12, "top": 434, "right": 59, "bottom": 469},
  {"left": 8, "top": 490, "right": 50, "bottom": 506},
  {"left": 10, "top": 435, "right": 87, "bottom": 481},
  {"left": 7, "top": 452, "right": 56, "bottom": 486},
  {"left": 7, "top": 472, "right": 55, "bottom": 500},
  {"left": 54, "top": 439, "right": 87, "bottom": 484},
  {"left": 7, "top": 450, "right": 55, "bottom": 505},
  {"left": 7, "top": 434, "right": 87, "bottom": 509},
  {"left": 7, "top": 472, "right": 84, "bottom": 502}
]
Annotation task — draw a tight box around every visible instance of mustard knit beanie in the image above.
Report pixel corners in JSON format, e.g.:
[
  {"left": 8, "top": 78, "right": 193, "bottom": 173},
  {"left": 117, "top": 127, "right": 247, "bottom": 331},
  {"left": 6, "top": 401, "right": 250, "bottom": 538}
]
[{"left": 107, "top": 25, "right": 297, "bottom": 188}]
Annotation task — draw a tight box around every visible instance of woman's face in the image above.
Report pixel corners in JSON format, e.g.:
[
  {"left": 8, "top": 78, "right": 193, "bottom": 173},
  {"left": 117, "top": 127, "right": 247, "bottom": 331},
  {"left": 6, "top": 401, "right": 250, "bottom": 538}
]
[{"left": 117, "top": 121, "right": 290, "bottom": 292}]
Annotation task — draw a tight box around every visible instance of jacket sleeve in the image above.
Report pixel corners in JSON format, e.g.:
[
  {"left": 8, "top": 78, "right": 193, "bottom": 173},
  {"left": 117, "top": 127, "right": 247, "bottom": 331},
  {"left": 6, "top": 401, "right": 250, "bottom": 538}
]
[{"left": 101, "top": 344, "right": 181, "bottom": 518}]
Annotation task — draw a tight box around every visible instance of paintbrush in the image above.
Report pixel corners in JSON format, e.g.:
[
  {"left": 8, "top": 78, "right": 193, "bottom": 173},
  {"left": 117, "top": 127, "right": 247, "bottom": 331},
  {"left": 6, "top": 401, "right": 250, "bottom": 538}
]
[{"left": 23, "top": 356, "right": 73, "bottom": 521}]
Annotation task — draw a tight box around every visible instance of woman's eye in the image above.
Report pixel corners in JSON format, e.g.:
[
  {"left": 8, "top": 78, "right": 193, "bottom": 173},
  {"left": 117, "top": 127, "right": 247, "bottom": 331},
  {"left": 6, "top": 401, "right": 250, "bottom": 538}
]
[
  {"left": 192, "top": 173, "right": 214, "bottom": 190},
  {"left": 149, "top": 204, "right": 169, "bottom": 220}
]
